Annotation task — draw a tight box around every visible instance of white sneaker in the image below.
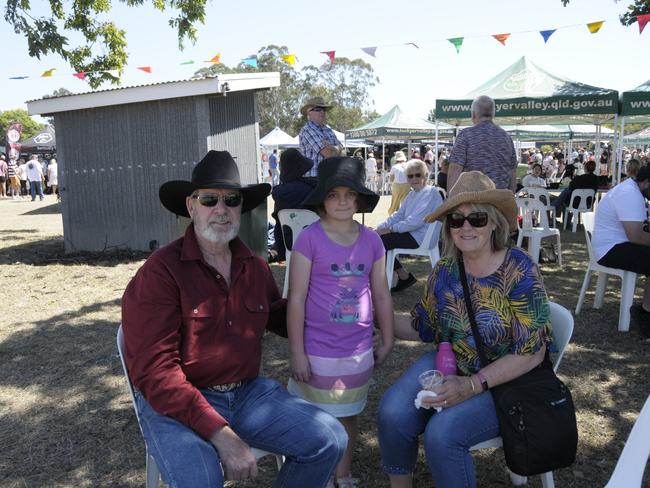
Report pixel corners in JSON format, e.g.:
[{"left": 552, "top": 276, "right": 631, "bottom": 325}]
[{"left": 325, "top": 476, "right": 336, "bottom": 488}]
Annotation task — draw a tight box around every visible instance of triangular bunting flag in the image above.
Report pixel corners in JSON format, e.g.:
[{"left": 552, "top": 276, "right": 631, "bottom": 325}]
[
  {"left": 73, "top": 72, "right": 87, "bottom": 80},
  {"left": 321, "top": 51, "right": 335, "bottom": 63},
  {"left": 105, "top": 69, "right": 120, "bottom": 78},
  {"left": 137, "top": 66, "right": 152, "bottom": 73},
  {"left": 361, "top": 47, "right": 377, "bottom": 57},
  {"left": 180, "top": 60, "right": 195, "bottom": 65},
  {"left": 405, "top": 42, "right": 419, "bottom": 49},
  {"left": 492, "top": 33, "right": 510, "bottom": 45},
  {"left": 241, "top": 57, "right": 258, "bottom": 68},
  {"left": 281, "top": 54, "right": 296, "bottom": 66},
  {"left": 448, "top": 37, "right": 464, "bottom": 53},
  {"left": 9, "top": 76, "right": 29, "bottom": 79},
  {"left": 637, "top": 13, "right": 650, "bottom": 34},
  {"left": 206, "top": 53, "right": 222, "bottom": 64},
  {"left": 539, "top": 29, "right": 556, "bottom": 43},
  {"left": 587, "top": 21, "right": 604, "bottom": 34},
  {"left": 41, "top": 69, "right": 56, "bottom": 77}
]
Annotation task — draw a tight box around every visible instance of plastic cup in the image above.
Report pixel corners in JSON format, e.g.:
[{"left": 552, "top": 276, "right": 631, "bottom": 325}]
[{"left": 418, "top": 369, "right": 443, "bottom": 391}]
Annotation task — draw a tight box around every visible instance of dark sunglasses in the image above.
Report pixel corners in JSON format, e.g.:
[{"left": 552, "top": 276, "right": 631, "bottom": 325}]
[
  {"left": 407, "top": 173, "right": 422, "bottom": 179},
  {"left": 447, "top": 212, "right": 489, "bottom": 229},
  {"left": 309, "top": 107, "right": 326, "bottom": 112},
  {"left": 191, "top": 193, "right": 242, "bottom": 208}
]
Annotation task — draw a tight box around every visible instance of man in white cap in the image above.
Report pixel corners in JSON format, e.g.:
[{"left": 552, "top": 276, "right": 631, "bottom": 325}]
[{"left": 298, "top": 96, "right": 341, "bottom": 177}]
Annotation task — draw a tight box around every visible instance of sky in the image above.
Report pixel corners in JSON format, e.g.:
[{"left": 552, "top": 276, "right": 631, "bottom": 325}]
[{"left": 1, "top": 0, "right": 649, "bottom": 127}]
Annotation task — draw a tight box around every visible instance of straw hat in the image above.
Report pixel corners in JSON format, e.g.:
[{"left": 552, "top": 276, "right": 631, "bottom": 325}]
[
  {"left": 300, "top": 96, "right": 332, "bottom": 116},
  {"left": 394, "top": 151, "right": 407, "bottom": 163},
  {"left": 424, "top": 171, "right": 517, "bottom": 231}
]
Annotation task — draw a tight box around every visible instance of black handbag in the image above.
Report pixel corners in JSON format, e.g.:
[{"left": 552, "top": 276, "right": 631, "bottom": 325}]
[{"left": 458, "top": 257, "right": 578, "bottom": 476}]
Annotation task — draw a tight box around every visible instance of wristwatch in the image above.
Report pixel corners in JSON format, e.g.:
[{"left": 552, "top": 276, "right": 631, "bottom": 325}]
[{"left": 476, "top": 371, "right": 489, "bottom": 391}]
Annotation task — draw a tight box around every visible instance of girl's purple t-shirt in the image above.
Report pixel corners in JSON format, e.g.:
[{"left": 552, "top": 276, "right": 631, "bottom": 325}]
[{"left": 293, "top": 221, "right": 385, "bottom": 358}]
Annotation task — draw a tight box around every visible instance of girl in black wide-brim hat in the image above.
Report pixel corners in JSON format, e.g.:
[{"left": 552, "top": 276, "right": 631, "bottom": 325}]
[{"left": 287, "top": 156, "right": 394, "bottom": 488}]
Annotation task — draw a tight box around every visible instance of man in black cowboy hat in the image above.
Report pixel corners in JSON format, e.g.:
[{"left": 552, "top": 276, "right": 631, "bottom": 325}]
[
  {"left": 121, "top": 150, "right": 347, "bottom": 487},
  {"left": 298, "top": 96, "right": 342, "bottom": 177}
]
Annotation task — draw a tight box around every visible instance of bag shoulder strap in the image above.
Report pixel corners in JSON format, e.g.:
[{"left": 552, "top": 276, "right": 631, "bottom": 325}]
[{"left": 458, "top": 256, "right": 489, "bottom": 369}]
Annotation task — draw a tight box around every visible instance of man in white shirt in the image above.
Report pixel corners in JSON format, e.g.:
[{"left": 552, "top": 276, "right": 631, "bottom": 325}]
[
  {"left": 592, "top": 165, "right": 650, "bottom": 336},
  {"left": 25, "top": 155, "right": 45, "bottom": 201},
  {"left": 365, "top": 152, "right": 377, "bottom": 191}
]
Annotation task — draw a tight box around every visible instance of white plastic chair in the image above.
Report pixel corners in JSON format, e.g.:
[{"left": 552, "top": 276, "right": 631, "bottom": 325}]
[
  {"left": 116, "top": 326, "right": 284, "bottom": 488},
  {"left": 277, "top": 209, "right": 320, "bottom": 298},
  {"left": 575, "top": 212, "right": 637, "bottom": 332},
  {"left": 604, "top": 394, "right": 650, "bottom": 488},
  {"left": 563, "top": 188, "right": 595, "bottom": 232},
  {"left": 470, "top": 301, "right": 574, "bottom": 488},
  {"left": 521, "top": 187, "right": 556, "bottom": 227},
  {"left": 515, "top": 198, "right": 562, "bottom": 266},
  {"left": 385, "top": 221, "right": 442, "bottom": 289}
]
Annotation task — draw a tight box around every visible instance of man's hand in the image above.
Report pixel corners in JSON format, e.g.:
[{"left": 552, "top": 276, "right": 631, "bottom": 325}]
[
  {"left": 320, "top": 145, "right": 342, "bottom": 158},
  {"left": 210, "top": 426, "right": 258, "bottom": 481},
  {"left": 290, "top": 351, "right": 311, "bottom": 382}
]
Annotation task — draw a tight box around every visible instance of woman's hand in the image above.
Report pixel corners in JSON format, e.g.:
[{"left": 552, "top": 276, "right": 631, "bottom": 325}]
[
  {"left": 421, "top": 375, "right": 475, "bottom": 409},
  {"left": 290, "top": 352, "right": 311, "bottom": 383}
]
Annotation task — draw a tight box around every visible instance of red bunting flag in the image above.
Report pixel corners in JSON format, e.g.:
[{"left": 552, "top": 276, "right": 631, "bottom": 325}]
[
  {"left": 637, "top": 13, "right": 650, "bottom": 34},
  {"left": 73, "top": 72, "right": 87, "bottom": 80},
  {"left": 137, "top": 66, "right": 152, "bottom": 73},
  {"left": 321, "top": 51, "right": 335, "bottom": 63},
  {"left": 492, "top": 33, "right": 510, "bottom": 45}
]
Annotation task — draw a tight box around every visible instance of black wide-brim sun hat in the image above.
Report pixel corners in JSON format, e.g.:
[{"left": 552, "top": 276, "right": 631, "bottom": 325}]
[
  {"left": 159, "top": 150, "right": 271, "bottom": 218},
  {"left": 302, "top": 156, "right": 379, "bottom": 213}
]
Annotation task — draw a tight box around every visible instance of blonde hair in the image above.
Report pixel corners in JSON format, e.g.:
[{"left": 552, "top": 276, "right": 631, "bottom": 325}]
[
  {"left": 405, "top": 159, "right": 428, "bottom": 177},
  {"left": 441, "top": 203, "right": 510, "bottom": 259}
]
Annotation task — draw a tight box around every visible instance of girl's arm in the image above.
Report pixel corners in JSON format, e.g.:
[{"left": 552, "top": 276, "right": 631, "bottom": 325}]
[
  {"left": 370, "top": 257, "right": 394, "bottom": 366},
  {"left": 287, "top": 251, "right": 312, "bottom": 382}
]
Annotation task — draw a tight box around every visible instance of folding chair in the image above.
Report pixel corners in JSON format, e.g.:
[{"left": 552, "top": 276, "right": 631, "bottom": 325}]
[
  {"left": 515, "top": 197, "right": 562, "bottom": 265},
  {"left": 604, "top": 394, "right": 650, "bottom": 488},
  {"left": 116, "top": 326, "right": 283, "bottom": 488},
  {"left": 385, "top": 221, "right": 442, "bottom": 289},
  {"left": 277, "top": 209, "right": 319, "bottom": 298},
  {"left": 469, "top": 302, "right": 574, "bottom": 488},
  {"left": 575, "top": 212, "right": 637, "bottom": 332},
  {"left": 521, "top": 187, "right": 556, "bottom": 227},
  {"left": 563, "top": 189, "right": 595, "bottom": 232}
]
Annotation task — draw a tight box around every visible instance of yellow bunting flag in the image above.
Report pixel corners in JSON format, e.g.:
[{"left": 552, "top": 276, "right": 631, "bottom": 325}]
[
  {"left": 137, "top": 66, "right": 152, "bottom": 73},
  {"left": 206, "top": 53, "right": 222, "bottom": 64},
  {"left": 41, "top": 69, "right": 56, "bottom": 77},
  {"left": 492, "top": 33, "right": 510, "bottom": 45},
  {"left": 281, "top": 54, "right": 296, "bottom": 66},
  {"left": 587, "top": 21, "right": 604, "bottom": 34}
]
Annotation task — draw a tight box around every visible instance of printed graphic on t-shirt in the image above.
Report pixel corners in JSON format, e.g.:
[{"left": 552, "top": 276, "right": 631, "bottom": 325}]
[{"left": 329, "top": 261, "right": 364, "bottom": 323}]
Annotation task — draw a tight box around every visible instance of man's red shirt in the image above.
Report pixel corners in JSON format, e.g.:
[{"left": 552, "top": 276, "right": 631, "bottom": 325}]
[{"left": 121, "top": 225, "right": 286, "bottom": 440}]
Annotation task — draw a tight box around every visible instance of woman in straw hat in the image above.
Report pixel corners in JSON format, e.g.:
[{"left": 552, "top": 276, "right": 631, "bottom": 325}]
[{"left": 377, "top": 171, "right": 554, "bottom": 488}]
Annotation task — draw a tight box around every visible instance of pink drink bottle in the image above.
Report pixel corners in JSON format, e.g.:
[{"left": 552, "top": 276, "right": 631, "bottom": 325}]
[{"left": 435, "top": 342, "right": 457, "bottom": 376}]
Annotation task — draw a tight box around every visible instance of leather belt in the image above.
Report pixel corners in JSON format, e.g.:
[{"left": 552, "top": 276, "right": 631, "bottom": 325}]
[{"left": 206, "top": 381, "right": 243, "bottom": 392}]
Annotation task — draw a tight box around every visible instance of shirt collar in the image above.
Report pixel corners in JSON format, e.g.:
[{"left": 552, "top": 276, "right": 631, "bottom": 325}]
[
  {"left": 180, "top": 224, "right": 253, "bottom": 263},
  {"left": 307, "top": 120, "right": 325, "bottom": 129}
]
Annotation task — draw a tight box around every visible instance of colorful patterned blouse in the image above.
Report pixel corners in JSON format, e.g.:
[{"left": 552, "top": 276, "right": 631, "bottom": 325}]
[{"left": 411, "top": 247, "right": 553, "bottom": 375}]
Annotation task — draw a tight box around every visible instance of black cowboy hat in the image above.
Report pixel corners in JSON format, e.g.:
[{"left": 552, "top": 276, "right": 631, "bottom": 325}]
[
  {"left": 302, "top": 157, "right": 379, "bottom": 213},
  {"left": 159, "top": 150, "right": 271, "bottom": 218},
  {"left": 280, "top": 149, "right": 313, "bottom": 183}
]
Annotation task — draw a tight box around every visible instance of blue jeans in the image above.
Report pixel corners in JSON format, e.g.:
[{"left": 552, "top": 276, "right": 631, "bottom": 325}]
[
  {"left": 136, "top": 377, "right": 347, "bottom": 488},
  {"left": 30, "top": 180, "right": 44, "bottom": 200},
  {"left": 378, "top": 351, "right": 499, "bottom": 488}
]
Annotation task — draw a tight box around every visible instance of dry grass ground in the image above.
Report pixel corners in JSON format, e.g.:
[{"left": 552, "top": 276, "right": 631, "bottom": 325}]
[{"left": 0, "top": 194, "right": 648, "bottom": 488}]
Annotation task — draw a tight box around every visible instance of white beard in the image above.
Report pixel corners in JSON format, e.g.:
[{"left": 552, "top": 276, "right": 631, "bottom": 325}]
[{"left": 195, "top": 218, "right": 240, "bottom": 245}]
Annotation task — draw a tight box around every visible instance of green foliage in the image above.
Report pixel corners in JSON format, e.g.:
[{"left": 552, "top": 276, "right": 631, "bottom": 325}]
[
  {"left": 42, "top": 87, "right": 74, "bottom": 99},
  {"left": 560, "top": 0, "right": 650, "bottom": 25},
  {"left": 193, "top": 47, "right": 379, "bottom": 137},
  {"left": 4, "top": 0, "right": 208, "bottom": 88},
  {"left": 540, "top": 144, "right": 553, "bottom": 154},
  {"left": 0, "top": 109, "right": 46, "bottom": 147}
]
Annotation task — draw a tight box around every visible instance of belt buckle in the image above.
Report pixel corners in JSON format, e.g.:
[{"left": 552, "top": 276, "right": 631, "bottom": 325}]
[{"left": 208, "top": 381, "right": 242, "bottom": 392}]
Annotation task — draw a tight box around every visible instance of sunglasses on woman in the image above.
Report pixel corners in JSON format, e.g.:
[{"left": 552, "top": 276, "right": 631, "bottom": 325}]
[
  {"left": 191, "top": 193, "right": 243, "bottom": 208},
  {"left": 447, "top": 212, "right": 489, "bottom": 229},
  {"left": 407, "top": 173, "right": 422, "bottom": 179}
]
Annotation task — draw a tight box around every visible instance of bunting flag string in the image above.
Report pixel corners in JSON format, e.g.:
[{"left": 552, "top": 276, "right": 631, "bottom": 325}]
[
  {"left": 7, "top": 14, "right": 650, "bottom": 82},
  {"left": 587, "top": 21, "right": 604, "bottom": 34},
  {"left": 448, "top": 37, "right": 464, "bottom": 54},
  {"left": 539, "top": 29, "right": 556, "bottom": 43},
  {"left": 321, "top": 50, "right": 336, "bottom": 63},
  {"left": 492, "top": 33, "right": 511, "bottom": 45},
  {"left": 638, "top": 13, "right": 650, "bottom": 33}
]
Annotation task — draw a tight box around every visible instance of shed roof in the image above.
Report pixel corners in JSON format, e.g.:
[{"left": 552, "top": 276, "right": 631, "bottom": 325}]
[{"left": 27, "top": 72, "right": 280, "bottom": 115}]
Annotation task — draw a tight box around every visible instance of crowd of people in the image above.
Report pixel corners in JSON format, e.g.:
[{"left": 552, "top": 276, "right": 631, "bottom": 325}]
[{"left": 0, "top": 153, "right": 58, "bottom": 201}]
